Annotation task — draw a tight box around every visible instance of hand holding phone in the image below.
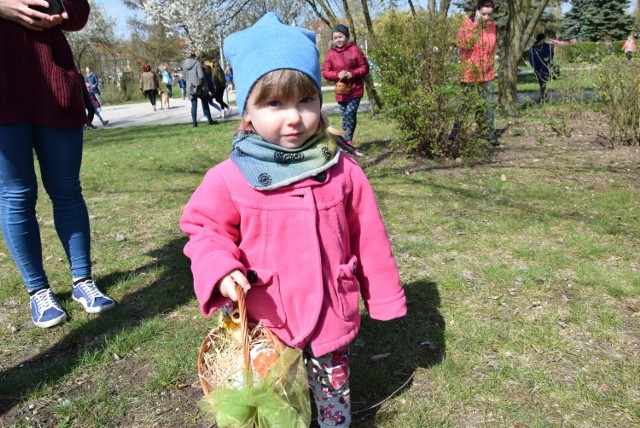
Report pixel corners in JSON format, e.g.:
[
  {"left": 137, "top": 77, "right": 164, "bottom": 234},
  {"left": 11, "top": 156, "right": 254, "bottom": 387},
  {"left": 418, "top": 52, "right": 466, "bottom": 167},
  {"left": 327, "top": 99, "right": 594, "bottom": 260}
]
[
  {"left": 31, "top": 0, "right": 65, "bottom": 15},
  {"left": 0, "top": 0, "right": 66, "bottom": 31}
]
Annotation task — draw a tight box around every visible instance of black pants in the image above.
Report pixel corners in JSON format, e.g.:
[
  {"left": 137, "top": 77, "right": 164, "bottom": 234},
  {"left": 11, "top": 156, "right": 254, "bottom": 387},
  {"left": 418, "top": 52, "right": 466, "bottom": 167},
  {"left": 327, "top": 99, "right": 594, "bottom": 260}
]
[
  {"left": 214, "top": 87, "right": 229, "bottom": 110},
  {"left": 534, "top": 70, "right": 550, "bottom": 101},
  {"left": 144, "top": 89, "right": 157, "bottom": 106}
]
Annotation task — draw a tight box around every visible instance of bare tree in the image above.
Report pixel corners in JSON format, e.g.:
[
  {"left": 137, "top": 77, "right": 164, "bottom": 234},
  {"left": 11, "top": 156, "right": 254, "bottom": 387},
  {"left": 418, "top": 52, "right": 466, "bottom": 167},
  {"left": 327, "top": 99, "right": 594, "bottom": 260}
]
[
  {"left": 65, "top": 1, "right": 119, "bottom": 71},
  {"left": 126, "top": 19, "right": 182, "bottom": 67},
  {"left": 439, "top": 0, "right": 452, "bottom": 15},
  {"left": 497, "top": 0, "right": 549, "bottom": 115}
]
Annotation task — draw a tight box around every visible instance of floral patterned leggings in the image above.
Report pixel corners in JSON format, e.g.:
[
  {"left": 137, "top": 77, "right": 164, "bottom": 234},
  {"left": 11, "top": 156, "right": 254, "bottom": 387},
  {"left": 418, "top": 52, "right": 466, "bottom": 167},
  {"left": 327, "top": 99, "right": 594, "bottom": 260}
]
[
  {"left": 337, "top": 98, "right": 361, "bottom": 143},
  {"left": 305, "top": 346, "right": 351, "bottom": 427}
]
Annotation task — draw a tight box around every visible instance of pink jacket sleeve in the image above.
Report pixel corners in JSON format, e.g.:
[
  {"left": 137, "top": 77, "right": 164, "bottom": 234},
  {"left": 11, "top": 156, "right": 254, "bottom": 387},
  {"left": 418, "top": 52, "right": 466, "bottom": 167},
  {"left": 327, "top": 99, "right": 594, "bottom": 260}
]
[
  {"left": 345, "top": 158, "right": 407, "bottom": 320},
  {"left": 179, "top": 167, "right": 245, "bottom": 316}
]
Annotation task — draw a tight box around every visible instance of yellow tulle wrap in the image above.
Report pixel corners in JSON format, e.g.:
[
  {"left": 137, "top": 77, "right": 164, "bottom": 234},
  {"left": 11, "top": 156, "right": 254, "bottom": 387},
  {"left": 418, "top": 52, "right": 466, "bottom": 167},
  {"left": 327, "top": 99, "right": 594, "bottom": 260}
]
[{"left": 198, "top": 347, "right": 311, "bottom": 428}]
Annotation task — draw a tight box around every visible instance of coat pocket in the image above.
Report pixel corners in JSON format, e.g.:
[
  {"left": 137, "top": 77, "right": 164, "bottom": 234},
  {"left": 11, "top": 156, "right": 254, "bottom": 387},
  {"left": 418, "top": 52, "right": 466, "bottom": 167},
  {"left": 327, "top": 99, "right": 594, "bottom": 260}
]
[
  {"left": 336, "top": 255, "right": 360, "bottom": 319},
  {"left": 244, "top": 268, "right": 287, "bottom": 328}
]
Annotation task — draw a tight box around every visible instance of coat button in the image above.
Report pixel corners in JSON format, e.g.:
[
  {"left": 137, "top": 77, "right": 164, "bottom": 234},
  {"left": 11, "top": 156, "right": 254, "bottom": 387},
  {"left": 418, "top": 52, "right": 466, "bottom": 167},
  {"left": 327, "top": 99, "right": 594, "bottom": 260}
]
[
  {"left": 246, "top": 269, "right": 259, "bottom": 284},
  {"left": 313, "top": 171, "right": 327, "bottom": 182}
]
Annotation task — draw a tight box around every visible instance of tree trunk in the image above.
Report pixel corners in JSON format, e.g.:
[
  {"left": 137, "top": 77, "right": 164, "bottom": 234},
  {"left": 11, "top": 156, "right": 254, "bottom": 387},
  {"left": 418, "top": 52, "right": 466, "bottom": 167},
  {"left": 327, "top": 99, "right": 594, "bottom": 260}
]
[
  {"left": 407, "top": 0, "right": 416, "bottom": 17},
  {"left": 360, "top": 0, "right": 383, "bottom": 113},
  {"left": 428, "top": 0, "right": 436, "bottom": 13},
  {"left": 497, "top": 0, "right": 549, "bottom": 115},
  {"left": 439, "top": 0, "right": 451, "bottom": 15}
]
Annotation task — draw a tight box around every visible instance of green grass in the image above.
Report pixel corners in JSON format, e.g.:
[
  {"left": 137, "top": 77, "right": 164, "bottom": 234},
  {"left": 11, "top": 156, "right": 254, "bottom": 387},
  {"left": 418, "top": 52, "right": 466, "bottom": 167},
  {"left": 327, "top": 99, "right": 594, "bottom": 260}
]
[{"left": 1, "top": 108, "right": 639, "bottom": 427}]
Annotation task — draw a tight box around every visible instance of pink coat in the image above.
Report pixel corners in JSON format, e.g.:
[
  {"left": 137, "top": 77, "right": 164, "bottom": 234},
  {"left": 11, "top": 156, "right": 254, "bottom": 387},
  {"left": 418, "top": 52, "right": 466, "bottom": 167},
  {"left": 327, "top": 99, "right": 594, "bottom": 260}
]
[
  {"left": 180, "top": 153, "right": 407, "bottom": 356},
  {"left": 322, "top": 42, "right": 370, "bottom": 102},
  {"left": 456, "top": 17, "right": 497, "bottom": 83}
]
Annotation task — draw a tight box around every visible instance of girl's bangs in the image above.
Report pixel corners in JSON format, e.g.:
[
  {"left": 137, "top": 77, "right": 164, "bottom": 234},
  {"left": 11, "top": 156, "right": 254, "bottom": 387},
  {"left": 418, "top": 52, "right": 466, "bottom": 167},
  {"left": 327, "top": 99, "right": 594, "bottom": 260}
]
[{"left": 251, "top": 69, "right": 319, "bottom": 104}]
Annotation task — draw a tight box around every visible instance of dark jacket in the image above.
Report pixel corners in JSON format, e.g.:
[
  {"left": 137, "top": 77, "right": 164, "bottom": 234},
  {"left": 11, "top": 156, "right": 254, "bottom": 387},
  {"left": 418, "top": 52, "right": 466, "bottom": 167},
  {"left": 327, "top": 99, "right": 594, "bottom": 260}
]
[
  {"left": 529, "top": 43, "right": 554, "bottom": 76},
  {"left": 0, "top": 0, "right": 90, "bottom": 127},
  {"left": 86, "top": 71, "right": 100, "bottom": 94}
]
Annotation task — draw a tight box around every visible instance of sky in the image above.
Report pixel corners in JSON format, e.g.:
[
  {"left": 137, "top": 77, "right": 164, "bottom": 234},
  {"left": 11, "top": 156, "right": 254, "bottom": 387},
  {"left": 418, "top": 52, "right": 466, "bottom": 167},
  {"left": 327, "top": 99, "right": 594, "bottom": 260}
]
[{"left": 94, "top": 0, "right": 139, "bottom": 37}]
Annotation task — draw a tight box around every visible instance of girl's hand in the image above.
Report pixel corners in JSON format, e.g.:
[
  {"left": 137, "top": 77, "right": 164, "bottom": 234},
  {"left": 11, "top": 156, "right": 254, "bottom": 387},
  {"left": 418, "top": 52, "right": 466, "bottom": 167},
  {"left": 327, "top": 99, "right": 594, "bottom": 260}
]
[
  {"left": 338, "top": 70, "right": 352, "bottom": 80},
  {"left": 0, "top": 0, "right": 67, "bottom": 31},
  {"left": 218, "top": 270, "right": 251, "bottom": 301}
]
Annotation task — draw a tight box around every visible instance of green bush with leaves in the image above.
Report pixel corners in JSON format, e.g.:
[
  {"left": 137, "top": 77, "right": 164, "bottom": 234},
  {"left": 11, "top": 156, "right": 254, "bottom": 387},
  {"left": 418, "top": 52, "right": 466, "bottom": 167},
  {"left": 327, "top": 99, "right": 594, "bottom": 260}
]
[
  {"left": 370, "top": 11, "right": 485, "bottom": 159},
  {"left": 596, "top": 57, "right": 640, "bottom": 146},
  {"left": 100, "top": 72, "right": 147, "bottom": 105},
  {"left": 555, "top": 42, "right": 610, "bottom": 63}
]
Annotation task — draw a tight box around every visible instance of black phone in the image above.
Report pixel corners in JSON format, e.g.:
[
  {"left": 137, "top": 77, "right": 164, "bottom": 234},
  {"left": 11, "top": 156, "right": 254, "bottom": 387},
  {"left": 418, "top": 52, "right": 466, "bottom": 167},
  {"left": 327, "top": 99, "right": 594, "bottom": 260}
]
[{"left": 32, "top": 0, "right": 66, "bottom": 15}]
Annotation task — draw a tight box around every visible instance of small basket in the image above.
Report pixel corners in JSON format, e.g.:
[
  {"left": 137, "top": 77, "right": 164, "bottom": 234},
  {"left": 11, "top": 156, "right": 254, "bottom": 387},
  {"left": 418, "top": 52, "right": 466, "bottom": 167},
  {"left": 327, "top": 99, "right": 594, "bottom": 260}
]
[
  {"left": 197, "top": 285, "right": 284, "bottom": 395},
  {"left": 335, "top": 78, "right": 352, "bottom": 96}
]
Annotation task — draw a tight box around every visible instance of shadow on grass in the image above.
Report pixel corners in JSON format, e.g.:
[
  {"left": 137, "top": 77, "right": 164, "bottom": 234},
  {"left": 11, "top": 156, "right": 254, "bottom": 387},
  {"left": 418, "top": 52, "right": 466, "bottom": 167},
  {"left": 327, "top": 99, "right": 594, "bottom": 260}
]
[
  {"left": 348, "top": 279, "right": 445, "bottom": 427},
  {"left": 0, "top": 236, "right": 192, "bottom": 415}
]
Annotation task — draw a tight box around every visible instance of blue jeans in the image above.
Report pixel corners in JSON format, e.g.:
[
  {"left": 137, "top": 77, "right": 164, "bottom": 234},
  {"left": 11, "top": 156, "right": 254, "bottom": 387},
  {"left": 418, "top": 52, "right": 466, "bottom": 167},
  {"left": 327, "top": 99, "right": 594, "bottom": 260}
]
[
  {"left": 338, "top": 98, "right": 361, "bottom": 142},
  {"left": 449, "top": 81, "right": 497, "bottom": 144},
  {"left": 191, "top": 97, "right": 213, "bottom": 125},
  {"left": 0, "top": 125, "right": 91, "bottom": 292}
]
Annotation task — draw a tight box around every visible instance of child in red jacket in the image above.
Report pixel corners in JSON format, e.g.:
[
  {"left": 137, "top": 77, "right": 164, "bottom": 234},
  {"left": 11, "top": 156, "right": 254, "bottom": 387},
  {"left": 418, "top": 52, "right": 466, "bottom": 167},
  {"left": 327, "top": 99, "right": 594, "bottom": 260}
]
[
  {"left": 180, "top": 13, "right": 406, "bottom": 428},
  {"left": 322, "top": 23, "right": 370, "bottom": 156}
]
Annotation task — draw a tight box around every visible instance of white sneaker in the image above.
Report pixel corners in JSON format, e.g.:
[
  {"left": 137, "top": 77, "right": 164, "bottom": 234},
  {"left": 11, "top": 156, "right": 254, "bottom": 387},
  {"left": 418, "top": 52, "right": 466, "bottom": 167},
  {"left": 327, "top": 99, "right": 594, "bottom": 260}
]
[{"left": 221, "top": 109, "right": 226, "bottom": 119}]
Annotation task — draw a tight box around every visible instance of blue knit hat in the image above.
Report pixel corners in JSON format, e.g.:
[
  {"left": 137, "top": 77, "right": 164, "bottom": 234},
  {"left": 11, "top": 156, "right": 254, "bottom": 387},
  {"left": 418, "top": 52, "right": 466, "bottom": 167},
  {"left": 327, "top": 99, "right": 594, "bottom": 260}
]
[{"left": 223, "top": 12, "right": 322, "bottom": 116}]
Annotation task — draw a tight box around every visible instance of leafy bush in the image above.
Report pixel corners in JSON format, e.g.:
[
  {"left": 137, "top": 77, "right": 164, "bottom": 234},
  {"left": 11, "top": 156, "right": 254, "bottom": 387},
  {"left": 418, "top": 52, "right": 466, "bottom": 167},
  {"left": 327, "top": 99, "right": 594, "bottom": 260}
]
[
  {"left": 596, "top": 57, "right": 640, "bottom": 146},
  {"left": 554, "top": 42, "right": 610, "bottom": 63},
  {"left": 100, "top": 72, "right": 147, "bottom": 105},
  {"left": 370, "top": 11, "right": 485, "bottom": 159}
]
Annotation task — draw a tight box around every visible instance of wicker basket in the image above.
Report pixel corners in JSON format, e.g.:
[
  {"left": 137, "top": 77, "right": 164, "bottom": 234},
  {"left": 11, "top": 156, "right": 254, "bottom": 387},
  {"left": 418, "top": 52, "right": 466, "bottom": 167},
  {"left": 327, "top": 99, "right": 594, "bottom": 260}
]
[{"left": 197, "top": 285, "right": 284, "bottom": 395}]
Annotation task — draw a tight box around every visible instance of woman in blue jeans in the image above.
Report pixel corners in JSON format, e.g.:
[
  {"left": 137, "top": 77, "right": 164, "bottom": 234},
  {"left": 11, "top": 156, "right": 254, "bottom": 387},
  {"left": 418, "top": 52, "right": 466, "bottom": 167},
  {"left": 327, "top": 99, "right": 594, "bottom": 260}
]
[{"left": 0, "top": 0, "right": 115, "bottom": 328}]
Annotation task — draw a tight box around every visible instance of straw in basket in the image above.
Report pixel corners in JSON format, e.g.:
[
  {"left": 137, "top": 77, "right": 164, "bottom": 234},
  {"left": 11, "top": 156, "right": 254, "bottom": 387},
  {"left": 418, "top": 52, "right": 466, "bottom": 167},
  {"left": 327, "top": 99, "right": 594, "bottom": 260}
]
[{"left": 197, "top": 284, "right": 311, "bottom": 427}]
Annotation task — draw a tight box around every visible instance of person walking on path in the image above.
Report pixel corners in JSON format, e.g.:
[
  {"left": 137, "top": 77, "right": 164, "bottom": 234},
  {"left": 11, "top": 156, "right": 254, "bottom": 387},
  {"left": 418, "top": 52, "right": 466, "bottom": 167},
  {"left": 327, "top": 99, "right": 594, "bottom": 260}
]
[
  {"left": 182, "top": 53, "right": 215, "bottom": 127},
  {"left": 177, "top": 73, "right": 187, "bottom": 100},
  {"left": 201, "top": 60, "right": 223, "bottom": 118},
  {"left": 622, "top": 34, "right": 636, "bottom": 61},
  {"left": 225, "top": 66, "right": 233, "bottom": 92},
  {"left": 322, "top": 23, "right": 369, "bottom": 156},
  {"left": 82, "top": 82, "right": 109, "bottom": 128},
  {"left": 139, "top": 63, "right": 160, "bottom": 112},
  {"left": 180, "top": 13, "right": 406, "bottom": 428},
  {"left": 449, "top": 0, "right": 500, "bottom": 147},
  {"left": 529, "top": 33, "right": 554, "bottom": 103},
  {"left": 85, "top": 66, "right": 102, "bottom": 105},
  {"left": 161, "top": 66, "right": 173, "bottom": 97},
  {"left": 212, "top": 59, "right": 231, "bottom": 116},
  {"left": 0, "top": 0, "right": 116, "bottom": 328}
]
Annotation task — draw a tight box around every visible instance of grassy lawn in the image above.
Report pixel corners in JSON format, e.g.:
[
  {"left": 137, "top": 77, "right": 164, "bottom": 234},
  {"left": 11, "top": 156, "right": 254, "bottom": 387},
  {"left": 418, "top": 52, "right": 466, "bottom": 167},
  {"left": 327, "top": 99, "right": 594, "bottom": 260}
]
[{"left": 1, "top": 106, "right": 638, "bottom": 427}]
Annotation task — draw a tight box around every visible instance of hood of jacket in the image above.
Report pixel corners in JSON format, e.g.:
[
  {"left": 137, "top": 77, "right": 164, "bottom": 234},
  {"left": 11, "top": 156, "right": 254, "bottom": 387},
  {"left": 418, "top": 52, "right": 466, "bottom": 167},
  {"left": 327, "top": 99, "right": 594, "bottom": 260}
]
[{"left": 183, "top": 58, "right": 199, "bottom": 71}]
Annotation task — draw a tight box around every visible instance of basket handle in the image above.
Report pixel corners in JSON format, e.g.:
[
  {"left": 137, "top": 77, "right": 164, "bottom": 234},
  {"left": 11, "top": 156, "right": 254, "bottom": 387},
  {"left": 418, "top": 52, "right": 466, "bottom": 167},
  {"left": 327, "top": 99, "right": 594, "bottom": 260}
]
[{"left": 236, "top": 283, "right": 251, "bottom": 372}]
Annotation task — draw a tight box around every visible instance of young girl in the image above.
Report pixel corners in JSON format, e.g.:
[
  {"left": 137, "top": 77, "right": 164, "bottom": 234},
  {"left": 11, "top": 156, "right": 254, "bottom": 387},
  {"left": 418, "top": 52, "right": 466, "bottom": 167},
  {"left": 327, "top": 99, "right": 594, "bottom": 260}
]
[
  {"left": 322, "top": 23, "right": 370, "bottom": 156},
  {"left": 180, "top": 13, "right": 407, "bottom": 428}
]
